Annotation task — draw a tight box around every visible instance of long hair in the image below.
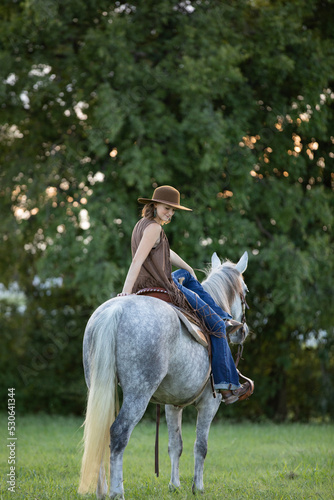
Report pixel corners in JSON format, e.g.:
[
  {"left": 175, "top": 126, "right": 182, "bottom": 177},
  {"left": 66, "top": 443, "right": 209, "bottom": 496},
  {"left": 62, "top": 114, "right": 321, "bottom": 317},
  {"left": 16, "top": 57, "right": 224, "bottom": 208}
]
[
  {"left": 202, "top": 262, "right": 243, "bottom": 315},
  {"left": 141, "top": 202, "right": 171, "bottom": 225},
  {"left": 78, "top": 304, "right": 122, "bottom": 494},
  {"left": 141, "top": 202, "right": 155, "bottom": 219}
]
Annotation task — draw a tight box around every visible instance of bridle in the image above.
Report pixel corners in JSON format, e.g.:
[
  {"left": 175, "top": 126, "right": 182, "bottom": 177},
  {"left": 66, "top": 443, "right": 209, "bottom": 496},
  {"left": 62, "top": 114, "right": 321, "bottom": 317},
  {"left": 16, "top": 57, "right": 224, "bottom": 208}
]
[
  {"left": 240, "top": 291, "right": 249, "bottom": 325},
  {"left": 234, "top": 292, "right": 249, "bottom": 368}
]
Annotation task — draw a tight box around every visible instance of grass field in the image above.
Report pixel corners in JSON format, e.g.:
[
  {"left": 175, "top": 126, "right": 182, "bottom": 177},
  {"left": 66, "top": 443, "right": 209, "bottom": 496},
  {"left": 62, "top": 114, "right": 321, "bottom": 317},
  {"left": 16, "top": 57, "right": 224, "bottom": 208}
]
[{"left": 1, "top": 413, "right": 333, "bottom": 499}]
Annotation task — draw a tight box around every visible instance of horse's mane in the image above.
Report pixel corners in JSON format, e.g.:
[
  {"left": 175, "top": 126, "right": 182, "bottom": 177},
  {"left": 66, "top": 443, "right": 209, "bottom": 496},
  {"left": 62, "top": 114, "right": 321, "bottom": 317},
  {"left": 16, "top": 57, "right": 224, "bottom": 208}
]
[{"left": 201, "top": 261, "right": 243, "bottom": 315}]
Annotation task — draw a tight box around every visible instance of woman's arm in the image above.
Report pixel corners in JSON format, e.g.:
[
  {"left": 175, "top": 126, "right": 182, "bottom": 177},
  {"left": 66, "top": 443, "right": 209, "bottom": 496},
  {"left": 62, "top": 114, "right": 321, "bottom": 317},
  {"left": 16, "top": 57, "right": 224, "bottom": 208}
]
[
  {"left": 170, "top": 249, "right": 197, "bottom": 279},
  {"left": 121, "top": 223, "right": 161, "bottom": 294}
]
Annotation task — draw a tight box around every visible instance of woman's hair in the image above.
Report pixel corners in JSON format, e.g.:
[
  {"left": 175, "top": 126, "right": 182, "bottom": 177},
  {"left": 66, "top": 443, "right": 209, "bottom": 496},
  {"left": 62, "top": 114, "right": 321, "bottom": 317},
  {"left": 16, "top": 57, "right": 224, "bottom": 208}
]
[
  {"left": 141, "top": 202, "right": 172, "bottom": 225},
  {"left": 141, "top": 202, "right": 155, "bottom": 219}
]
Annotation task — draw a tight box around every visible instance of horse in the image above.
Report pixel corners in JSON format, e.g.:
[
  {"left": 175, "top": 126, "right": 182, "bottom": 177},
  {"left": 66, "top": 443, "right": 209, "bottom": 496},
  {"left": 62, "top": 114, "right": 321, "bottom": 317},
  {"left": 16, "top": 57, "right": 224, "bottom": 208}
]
[{"left": 78, "top": 251, "right": 250, "bottom": 499}]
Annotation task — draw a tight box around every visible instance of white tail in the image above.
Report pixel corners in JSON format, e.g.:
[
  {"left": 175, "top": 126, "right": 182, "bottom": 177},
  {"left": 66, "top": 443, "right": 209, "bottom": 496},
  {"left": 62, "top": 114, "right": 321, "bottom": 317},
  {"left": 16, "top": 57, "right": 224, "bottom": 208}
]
[{"left": 78, "top": 304, "right": 123, "bottom": 494}]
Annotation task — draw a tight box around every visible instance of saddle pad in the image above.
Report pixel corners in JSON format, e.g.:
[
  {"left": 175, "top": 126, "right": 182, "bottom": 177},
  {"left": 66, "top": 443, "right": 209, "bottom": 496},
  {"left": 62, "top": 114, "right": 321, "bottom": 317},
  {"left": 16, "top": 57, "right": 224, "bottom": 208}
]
[{"left": 172, "top": 306, "right": 208, "bottom": 348}]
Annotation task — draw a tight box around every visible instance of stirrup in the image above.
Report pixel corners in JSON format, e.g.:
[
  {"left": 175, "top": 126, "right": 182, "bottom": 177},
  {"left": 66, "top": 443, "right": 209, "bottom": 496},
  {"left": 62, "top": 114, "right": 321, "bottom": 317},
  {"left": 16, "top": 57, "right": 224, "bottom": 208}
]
[{"left": 236, "top": 370, "right": 255, "bottom": 401}]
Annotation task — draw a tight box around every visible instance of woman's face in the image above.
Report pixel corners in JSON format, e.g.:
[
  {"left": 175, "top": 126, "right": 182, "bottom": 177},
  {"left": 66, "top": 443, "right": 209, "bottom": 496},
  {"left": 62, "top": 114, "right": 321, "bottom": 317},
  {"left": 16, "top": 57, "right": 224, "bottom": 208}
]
[{"left": 155, "top": 203, "right": 175, "bottom": 224}]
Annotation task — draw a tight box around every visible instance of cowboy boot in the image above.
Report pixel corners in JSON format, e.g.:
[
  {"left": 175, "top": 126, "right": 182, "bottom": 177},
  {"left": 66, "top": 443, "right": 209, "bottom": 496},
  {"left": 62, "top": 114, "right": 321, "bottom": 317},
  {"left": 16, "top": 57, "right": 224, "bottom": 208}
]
[
  {"left": 224, "top": 319, "right": 243, "bottom": 336},
  {"left": 220, "top": 376, "right": 254, "bottom": 405}
]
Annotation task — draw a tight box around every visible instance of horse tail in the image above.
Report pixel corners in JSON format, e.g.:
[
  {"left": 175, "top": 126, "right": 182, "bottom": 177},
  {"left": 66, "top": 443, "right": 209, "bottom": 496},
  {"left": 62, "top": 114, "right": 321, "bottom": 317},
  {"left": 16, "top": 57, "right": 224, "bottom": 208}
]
[{"left": 78, "top": 303, "right": 123, "bottom": 494}]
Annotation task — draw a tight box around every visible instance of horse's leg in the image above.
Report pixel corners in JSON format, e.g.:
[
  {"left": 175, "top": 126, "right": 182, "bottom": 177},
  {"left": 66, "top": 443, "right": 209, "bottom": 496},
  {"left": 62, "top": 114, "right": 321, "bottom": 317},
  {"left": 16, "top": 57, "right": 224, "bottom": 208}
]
[
  {"left": 96, "top": 462, "right": 108, "bottom": 499},
  {"left": 165, "top": 404, "right": 184, "bottom": 491},
  {"left": 109, "top": 394, "right": 151, "bottom": 499},
  {"left": 192, "top": 387, "right": 222, "bottom": 493}
]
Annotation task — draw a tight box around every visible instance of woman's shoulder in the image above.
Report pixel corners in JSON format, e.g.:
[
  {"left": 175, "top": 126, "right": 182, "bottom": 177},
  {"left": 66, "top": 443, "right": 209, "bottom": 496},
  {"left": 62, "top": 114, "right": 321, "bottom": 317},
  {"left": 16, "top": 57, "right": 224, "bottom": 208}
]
[
  {"left": 133, "top": 217, "right": 161, "bottom": 237},
  {"left": 135, "top": 217, "right": 160, "bottom": 230}
]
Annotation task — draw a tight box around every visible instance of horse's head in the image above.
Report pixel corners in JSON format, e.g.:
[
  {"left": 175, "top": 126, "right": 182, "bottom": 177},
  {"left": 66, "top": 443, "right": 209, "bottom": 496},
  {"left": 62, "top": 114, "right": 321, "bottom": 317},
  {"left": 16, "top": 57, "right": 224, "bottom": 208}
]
[{"left": 202, "top": 251, "right": 250, "bottom": 344}]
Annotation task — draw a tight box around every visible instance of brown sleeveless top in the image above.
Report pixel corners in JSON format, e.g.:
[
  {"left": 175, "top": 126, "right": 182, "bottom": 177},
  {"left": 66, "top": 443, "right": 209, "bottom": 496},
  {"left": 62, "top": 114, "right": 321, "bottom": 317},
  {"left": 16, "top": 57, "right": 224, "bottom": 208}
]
[
  {"left": 131, "top": 217, "right": 172, "bottom": 293},
  {"left": 131, "top": 218, "right": 208, "bottom": 329}
]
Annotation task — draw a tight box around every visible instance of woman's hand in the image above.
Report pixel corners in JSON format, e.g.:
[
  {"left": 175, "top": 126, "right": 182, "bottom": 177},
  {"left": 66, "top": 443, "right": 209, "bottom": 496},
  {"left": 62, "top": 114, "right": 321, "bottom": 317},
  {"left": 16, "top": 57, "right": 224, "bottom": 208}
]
[
  {"left": 170, "top": 250, "right": 197, "bottom": 280},
  {"left": 189, "top": 268, "right": 198, "bottom": 280}
]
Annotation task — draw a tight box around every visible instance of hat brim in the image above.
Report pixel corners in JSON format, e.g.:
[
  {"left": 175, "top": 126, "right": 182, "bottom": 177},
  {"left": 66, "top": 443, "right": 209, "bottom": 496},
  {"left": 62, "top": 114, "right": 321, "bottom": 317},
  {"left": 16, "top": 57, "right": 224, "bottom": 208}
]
[{"left": 137, "top": 197, "right": 192, "bottom": 211}]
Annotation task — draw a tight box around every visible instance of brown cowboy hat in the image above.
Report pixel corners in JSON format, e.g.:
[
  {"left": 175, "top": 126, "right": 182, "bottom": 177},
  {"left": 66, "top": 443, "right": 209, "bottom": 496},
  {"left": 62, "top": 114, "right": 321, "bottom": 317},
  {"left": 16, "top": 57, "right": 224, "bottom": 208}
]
[{"left": 138, "top": 185, "right": 192, "bottom": 211}]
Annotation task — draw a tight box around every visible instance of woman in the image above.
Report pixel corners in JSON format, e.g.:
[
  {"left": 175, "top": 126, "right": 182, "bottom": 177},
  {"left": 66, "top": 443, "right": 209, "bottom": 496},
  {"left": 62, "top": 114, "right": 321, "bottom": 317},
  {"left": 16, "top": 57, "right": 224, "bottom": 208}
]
[{"left": 119, "top": 185, "right": 254, "bottom": 404}]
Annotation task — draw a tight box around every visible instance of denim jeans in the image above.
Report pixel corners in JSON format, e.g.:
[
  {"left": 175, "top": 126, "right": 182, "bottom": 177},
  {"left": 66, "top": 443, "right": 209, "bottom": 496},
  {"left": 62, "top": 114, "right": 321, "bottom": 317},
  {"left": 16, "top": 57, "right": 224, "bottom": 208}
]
[{"left": 172, "top": 269, "right": 240, "bottom": 390}]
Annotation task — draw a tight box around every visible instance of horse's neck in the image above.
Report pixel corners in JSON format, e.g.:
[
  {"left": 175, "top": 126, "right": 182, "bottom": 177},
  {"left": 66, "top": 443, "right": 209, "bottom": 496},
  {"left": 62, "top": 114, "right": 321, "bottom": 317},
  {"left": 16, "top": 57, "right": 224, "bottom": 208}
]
[{"left": 202, "top": 270, "right": 233, "bottom": 315}]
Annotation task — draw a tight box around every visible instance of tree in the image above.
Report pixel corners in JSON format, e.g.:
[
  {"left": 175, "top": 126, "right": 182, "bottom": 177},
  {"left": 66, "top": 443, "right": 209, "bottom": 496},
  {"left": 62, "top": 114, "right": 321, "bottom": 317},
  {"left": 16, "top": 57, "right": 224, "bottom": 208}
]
[{"left": 0, "top": 0, "right": 333, "bottom": 418}]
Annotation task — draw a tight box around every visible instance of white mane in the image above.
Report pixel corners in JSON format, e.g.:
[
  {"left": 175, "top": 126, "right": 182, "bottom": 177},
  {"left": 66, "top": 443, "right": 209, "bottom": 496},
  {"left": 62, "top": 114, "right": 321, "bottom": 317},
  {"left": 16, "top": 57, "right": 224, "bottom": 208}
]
[{"left": 202, "top": 261, "right": 243, "bottom": 316}]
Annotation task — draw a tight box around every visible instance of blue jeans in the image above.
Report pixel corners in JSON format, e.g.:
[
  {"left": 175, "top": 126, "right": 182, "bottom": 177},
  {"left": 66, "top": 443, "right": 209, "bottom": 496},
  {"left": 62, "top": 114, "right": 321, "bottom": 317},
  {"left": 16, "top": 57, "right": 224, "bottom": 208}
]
[{"left": 172, "top": 269, "right": 240, "bottom": 390}]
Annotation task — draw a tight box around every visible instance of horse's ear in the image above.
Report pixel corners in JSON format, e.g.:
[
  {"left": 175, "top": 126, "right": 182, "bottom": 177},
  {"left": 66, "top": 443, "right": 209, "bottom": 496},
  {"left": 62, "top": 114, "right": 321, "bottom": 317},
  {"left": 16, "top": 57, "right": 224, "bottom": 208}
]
[
  {"left": 235, "top": 251, "right": 248, "bottom": 274},
  {"left": 211, "top": 252, "right": 221, "bottom": 269}
]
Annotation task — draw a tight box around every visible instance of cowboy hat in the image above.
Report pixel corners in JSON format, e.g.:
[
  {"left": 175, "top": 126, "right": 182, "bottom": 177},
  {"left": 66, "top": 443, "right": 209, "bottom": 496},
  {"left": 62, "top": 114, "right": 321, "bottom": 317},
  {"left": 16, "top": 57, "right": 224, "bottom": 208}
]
[{"left": 138, "top": 185, "right": 192, "bottom": 211}]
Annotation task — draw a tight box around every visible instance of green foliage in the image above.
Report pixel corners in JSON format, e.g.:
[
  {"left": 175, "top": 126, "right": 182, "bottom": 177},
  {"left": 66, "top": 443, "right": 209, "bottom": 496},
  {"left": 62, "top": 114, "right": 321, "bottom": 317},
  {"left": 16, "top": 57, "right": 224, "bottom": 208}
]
[
  {"left": 0, "top": 0, "right": 333, "bottom": 419},
  {"left": 0, "top": 289, "right": 88, "bottom": 414}
]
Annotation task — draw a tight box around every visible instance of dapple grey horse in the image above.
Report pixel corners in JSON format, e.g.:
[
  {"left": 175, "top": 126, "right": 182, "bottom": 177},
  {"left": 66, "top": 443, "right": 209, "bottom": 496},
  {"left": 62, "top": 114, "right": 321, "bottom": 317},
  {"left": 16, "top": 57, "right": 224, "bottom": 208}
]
[{"left": 78, "top": 252, "right": 250, "bottom": 499}]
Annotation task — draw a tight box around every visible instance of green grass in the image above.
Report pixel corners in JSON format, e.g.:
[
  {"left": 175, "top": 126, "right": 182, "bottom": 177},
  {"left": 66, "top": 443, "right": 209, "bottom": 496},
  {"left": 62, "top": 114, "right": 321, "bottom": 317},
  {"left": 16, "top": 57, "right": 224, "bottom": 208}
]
[{"left": 1, "top": 414, "right": 333, "bottom": 499}]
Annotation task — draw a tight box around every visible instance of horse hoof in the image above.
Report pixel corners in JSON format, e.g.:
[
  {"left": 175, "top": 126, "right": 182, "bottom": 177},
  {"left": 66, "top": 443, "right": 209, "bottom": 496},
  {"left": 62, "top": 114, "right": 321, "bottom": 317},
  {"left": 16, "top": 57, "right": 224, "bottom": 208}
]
[
  {"left": 109, "top": 493, "right": 124, "bottom": 499},
  {"left": 168, "top": 483, "right": 180, "bottom": 493},
  {"left": 96, "top": 485, "right": 108, "bottom": 499},
  {"left": 96, "top": 493, "right": 107, "bottom": 500},
  {"left": 192, "top": 483, "right": 204, "bottom": 495}
]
